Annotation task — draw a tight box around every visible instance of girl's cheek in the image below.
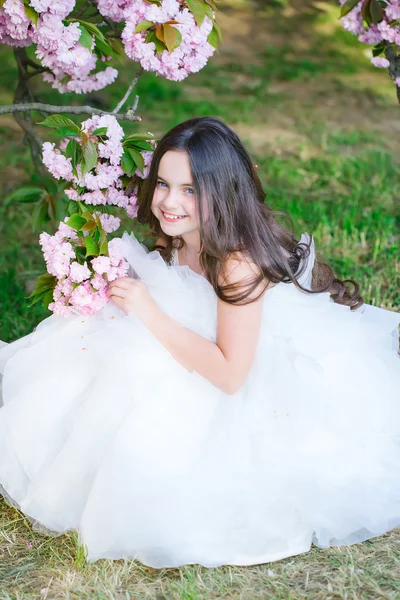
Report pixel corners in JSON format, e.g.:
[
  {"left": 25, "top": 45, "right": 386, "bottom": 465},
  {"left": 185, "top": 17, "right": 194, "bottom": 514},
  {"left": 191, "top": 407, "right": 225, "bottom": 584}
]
[{"left": 151, "top": 190, "right": 161, "bottom": 208}]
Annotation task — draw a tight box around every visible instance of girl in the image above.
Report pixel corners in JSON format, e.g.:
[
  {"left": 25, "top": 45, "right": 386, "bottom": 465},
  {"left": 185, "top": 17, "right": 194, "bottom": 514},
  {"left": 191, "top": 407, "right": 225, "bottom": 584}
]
[{"left": 0, "top": 117, "right": 399, "bottom": 568}]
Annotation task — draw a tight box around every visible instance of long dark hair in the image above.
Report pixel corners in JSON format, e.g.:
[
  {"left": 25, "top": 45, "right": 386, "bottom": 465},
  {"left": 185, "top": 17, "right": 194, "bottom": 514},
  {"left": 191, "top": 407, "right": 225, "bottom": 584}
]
[{"left": 137, "top": 117, "right": 363, "bottom": 309}]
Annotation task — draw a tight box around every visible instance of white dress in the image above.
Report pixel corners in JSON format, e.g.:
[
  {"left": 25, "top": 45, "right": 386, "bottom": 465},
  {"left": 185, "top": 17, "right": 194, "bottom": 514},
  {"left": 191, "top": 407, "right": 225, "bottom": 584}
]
[{"left": 0, "top": 231, "right": 399, "bottom": 568}]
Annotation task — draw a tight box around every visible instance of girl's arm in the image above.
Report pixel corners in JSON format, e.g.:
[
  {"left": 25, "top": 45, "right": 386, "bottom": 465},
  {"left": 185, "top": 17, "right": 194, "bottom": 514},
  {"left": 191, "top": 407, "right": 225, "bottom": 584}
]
[{"left": 138, "top": 256, "right": 266, "bottom": 395}]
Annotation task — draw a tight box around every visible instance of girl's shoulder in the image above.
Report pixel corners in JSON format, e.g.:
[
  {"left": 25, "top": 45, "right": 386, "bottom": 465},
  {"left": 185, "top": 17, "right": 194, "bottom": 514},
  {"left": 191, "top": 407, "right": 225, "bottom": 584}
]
[{"left": 219, "top": 250, "right": 267, "bottom": 301}]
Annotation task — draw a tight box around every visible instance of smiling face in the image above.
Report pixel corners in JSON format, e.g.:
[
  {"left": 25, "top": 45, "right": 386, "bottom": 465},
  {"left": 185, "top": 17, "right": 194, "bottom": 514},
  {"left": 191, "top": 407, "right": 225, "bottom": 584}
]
[{"left": 151, "top": 150, "right": 201, "bottom": 242}]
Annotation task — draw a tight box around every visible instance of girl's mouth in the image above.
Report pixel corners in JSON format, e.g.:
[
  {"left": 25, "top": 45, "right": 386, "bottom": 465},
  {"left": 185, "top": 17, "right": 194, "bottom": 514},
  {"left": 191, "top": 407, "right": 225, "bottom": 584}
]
[{"left": 161, "top": 211, "right": 189, "bottom": 223}]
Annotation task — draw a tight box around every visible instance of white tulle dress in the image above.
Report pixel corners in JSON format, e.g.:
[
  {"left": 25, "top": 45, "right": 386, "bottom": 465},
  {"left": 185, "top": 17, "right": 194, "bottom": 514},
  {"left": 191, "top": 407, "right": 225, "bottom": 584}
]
[{"left": 0, "top": 231, "right": 399, "bottom": 568}]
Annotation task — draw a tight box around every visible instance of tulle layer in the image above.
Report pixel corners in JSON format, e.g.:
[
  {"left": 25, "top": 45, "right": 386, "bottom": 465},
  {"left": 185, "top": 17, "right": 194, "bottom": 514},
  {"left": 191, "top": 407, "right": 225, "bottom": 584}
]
[{"left": 0, "top": 231, "right": 399, "bottom": 567}]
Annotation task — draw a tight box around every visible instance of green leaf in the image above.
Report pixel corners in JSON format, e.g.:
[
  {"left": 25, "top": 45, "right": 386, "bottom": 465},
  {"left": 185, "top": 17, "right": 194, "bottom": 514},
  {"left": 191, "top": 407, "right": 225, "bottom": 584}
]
[
  {"left": 163, "top": 23, "right": 182, "bottom": 52},
  {"left": 370, "top": 0, "right": 384, "bottom": 23},
  {"left": 146, "top": 30, "right": 167, "bottom": 53},
  {"left": 66, "top": 214, "right": 87, "bottom": 230},
  {"left": 186, "top": 0, "right": 207, "bottom": 27},
  {"left": 121, "top": 149, "right": 135, "bottom": 175},
  {"left": 123, "top": 139, "right": 153, "bottom": 151},
  {"left": 208, "top": 21, "right": 222, "bottom": 48},
  {"left": 73, "top": 19, "right": 105, "bottom": 42},
  {"left": 123, "top": 132, "right": 157, "bottom": 142},
  {"left": 372, "top": 42, "right": 385, "bottom": 57},
  {"left": 95, "top": 37, "right": 120, "bottom": 59},
  {"left": 80, "top": 208, "right": 95, "bottom": 220},
  {"left": 205, "top": 0, "right": 218, "bottom": 10},
  {"left": 65, "top": 138, "right": 82, "bottom": 177},
  {"left": 108, "top": 37, "right": 125, "bottom": 56},
  {"left": 340, "top": 0, "right": 360, "bottom": 17},
  {"left": 41, "top": 288, "right": 55, "bottom": 308},
  {"left": 135, "top": 19, "right": 154, "bottom": 33},
  {"left": 78, "top": 24, "right": 93, "bottom": 51},
  {"left": 82, "top": 220, "right": 97, "bottom": 231},
  {"left": 41, "top": 175, "right": 59, "bottom": 196},
  {"left": 92, "top": 127, "right": 108, "bottom": 136},
  {"left": 82, "top": 140, "right": 98, "bottom": 175},
  {"left": 32, "top": 202, "right": 49, "bottom": 232},
  {"left": 23, "top": 3, "right": 39, "bottom": 26},
  {"left": 4, "top": 186, "right": 43, "bottom": 206},
  {"left": 54, "top": 127, "right": 81, "bottom": 137},
  {"left": 85, "top": 236, "right": 99, "bottom": 257},
  {"left": 27, "top": 273, "right": 56, "bottom": 299},
  {"left": 361, "top": 0, "right": 372, "bottom": 25},
  {"left": 99, "top": 230, "right": 108, "bottom": 254},
  {"left": 126, "top": 147, "right": 145, "bottom": 174},
  {"left": 67, "top": 199, "right": 80, "bottom": 215},
  {"left": 38, "top": 115, "right": 80, "bottom": 132}
]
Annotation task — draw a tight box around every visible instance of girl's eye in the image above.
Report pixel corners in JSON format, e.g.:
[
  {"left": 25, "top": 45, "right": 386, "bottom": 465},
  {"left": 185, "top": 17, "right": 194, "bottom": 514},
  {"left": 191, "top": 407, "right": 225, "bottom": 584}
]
[
  {"left": 157, "top": 180, "right": 168, "bottom": 188},
  {"left": 184, "top": 188, "right": 195, "bottom": 195}
]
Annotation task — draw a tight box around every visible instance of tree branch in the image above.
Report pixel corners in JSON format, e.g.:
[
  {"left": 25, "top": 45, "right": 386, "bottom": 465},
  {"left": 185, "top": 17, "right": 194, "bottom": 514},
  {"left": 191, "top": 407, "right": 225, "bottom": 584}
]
[
  {"left": 72, "top": 0, "right": 91, "bottom": 18},
  {"left": 13, "top": 48, "right": 47, "bottom": 176},
  {"left": 113, "top": 67, "right": 144, "bottom": 114},
  {"left": 0, "top": 103, "right": 142, "bottom": 122},
  {"left": 385, "top": 44, "right": 400, "bottom": 104}
]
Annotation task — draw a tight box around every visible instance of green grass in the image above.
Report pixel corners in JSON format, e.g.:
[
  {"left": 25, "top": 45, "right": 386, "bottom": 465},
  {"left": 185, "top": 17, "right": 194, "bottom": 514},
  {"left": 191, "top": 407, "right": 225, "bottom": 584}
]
[{"left": 0, "top": 0, "right": 400, "bottom": 598}]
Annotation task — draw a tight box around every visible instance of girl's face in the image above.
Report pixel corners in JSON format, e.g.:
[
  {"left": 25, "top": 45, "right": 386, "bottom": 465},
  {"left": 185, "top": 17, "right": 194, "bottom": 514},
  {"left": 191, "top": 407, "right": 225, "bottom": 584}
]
[{"left": 151, "top": 150, "right": 200, "bottom": 238}]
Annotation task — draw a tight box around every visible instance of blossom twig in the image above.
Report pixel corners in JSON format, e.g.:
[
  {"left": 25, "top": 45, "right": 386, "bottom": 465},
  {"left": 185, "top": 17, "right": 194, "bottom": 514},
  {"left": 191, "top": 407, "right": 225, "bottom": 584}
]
[
  {"left": 0, "top": 103, "right": 142, "bottom": 122},
  {"left": 112, "top": 67, "right": 144, "bottom": 114}
]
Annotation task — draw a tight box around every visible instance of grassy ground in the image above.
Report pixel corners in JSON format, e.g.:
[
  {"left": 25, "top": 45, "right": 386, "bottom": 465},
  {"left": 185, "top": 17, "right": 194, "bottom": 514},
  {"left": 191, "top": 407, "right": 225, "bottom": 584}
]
[{"left": 0, "top": 0, "right": 400, "bottom": 598}]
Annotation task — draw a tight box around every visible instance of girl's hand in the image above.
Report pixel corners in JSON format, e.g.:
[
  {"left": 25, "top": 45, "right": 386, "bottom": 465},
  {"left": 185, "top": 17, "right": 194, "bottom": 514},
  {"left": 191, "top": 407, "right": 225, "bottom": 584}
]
[{"left": 107, "top": 277, "right": 155, "bottom": 318}]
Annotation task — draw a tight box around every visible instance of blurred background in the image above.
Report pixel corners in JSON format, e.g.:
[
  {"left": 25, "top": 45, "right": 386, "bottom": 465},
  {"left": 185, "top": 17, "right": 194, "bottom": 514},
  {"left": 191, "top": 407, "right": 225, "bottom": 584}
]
[{"left": 1, "top": 0, "right": 399, "bottom": 342}]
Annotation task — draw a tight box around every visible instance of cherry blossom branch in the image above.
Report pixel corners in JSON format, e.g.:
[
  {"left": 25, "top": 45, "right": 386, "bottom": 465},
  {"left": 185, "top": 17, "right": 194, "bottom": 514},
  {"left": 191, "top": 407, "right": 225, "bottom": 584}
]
[
  {"left": 0, "top": 103, "right": 142, "bottom": 122},
  {"left": 112, "top": 67, "right": 144, "bottom": 114}
]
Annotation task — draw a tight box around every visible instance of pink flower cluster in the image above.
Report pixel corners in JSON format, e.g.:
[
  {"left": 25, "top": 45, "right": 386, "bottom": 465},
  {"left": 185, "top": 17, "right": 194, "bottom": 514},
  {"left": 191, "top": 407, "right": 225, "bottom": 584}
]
[
  {"left": 102, "top": 0, "right": 216, "bottom": 81},
  {"left": 339, "top": 0, "right": 400, "bottom": 78},
  {"left": 39, "top": 218, "right": 129, "bottom": 317},
  {"left": 0, "top": 0, "right": 118, "bottom": 93},
  {"left": 1, "top": 0, "right": 217, "bottom": 92},
  {"left": 60, "top": 114, "right": 143, "bottom": 216},
  {"left": 39, "top": 114, "right": 155, "bottom": 316}
]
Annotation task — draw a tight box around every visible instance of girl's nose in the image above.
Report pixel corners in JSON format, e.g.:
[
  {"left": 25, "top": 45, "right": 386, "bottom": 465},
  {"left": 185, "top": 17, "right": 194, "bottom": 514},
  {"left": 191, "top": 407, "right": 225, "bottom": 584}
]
[{"left": 161, "top": 189, "right": 180, "bottom": 209}]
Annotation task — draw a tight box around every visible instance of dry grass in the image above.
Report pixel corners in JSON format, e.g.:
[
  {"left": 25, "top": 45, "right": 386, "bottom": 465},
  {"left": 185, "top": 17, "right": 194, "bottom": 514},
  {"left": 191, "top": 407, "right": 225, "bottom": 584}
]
[
  {"left": 1, "top": 499, "right": 400, "bottom": 599},
  {"left": 1, "top": 0, "right": 400, "bottom": 598}
]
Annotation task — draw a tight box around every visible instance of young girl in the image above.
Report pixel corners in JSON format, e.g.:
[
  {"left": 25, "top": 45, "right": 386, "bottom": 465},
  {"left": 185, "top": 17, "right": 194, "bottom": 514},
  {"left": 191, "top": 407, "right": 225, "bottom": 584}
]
[{"left": 0, "top": 117, "right": 399, "bottom": 568}]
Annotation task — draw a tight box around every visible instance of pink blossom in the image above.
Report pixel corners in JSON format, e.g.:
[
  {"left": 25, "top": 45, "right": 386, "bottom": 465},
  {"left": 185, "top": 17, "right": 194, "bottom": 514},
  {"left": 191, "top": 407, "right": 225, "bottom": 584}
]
[
  {"left": 91, "top": 272, "right": 108, "bottom": 290},
  {"left": 358, "top": 26, "right": 383, "bottom": 45},
  {"left": 80, "top": 190, "right": 107, "bottom": 205},
  {"left": 91, "top": 255, "right": 111, "bottom": 274},
  {"left": 126, "top": 202, "right": 138, "bottom": 219},
  {"left": 70, "top": 282, "right": 93, "bottom": 307},
  {"left": 48, "top": 300, "right": 72, "bottom": 317},
  {"left": 371, "top": 56, "right": 390, "bottom": 68},
  {"left": 106, "top": 186, "right": 129, "bottom": 208},
  {"left": 42, "top": 142, "right": 74, "bottom": 181},
  {"left": 97, "top": 213, "right": 121, "bottom": 233},
  {"left": 386, "top": 1, "right": 400, "bottom": 20},
  {"left": 69, "top": 261, "right": 92, "bottom": 283},
  {"left": 122, "top": 3, "right": 216, "bottom": 81},
  {"left": 377, "top": 20, "right": 400, "bottom": 44},
  {"left": 108, "top": 238, "right": 125, "bottom": 266},
  {"left": 55, "top": 218, "right": 79, "bottom": 242},
  {"left": 65, "top": 188, "right": 78, "bottom": 200},
  {"left": 96, "top": 0, "right": 130, "bottom": 22},
  {"left": 83, "top": 163, "right": 124, "bottom": 191},
  {"left": 91, "top": 288, "right": 109, "bottom": 311}
]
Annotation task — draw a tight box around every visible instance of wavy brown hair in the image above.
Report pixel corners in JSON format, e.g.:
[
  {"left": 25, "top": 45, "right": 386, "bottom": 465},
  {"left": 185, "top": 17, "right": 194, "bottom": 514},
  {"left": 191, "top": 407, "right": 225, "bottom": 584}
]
[{"left": 137, "top": 117, "right": 363, "bottom": 309}]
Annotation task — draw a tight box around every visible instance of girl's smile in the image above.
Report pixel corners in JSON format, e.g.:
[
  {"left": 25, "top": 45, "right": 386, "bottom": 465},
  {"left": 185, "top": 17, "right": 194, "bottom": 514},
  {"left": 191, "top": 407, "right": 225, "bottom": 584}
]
[
  {"left": 151, "top": 150, "right": 200, "bottom": 241},
  {"left": 160, "top": 210, "right": 189, "bottom": 222}
]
